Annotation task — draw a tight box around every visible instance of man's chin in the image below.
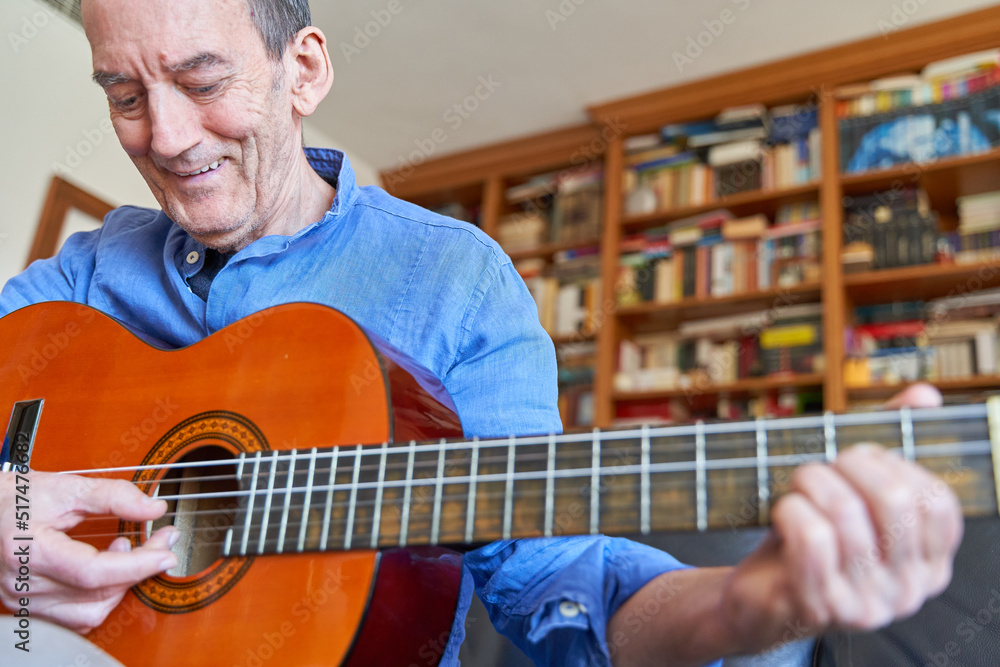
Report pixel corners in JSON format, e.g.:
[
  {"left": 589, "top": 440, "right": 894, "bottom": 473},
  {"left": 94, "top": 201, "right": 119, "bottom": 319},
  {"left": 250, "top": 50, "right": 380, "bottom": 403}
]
[{"left": 178, "top": 223, "right": 252, "bottom": 254}]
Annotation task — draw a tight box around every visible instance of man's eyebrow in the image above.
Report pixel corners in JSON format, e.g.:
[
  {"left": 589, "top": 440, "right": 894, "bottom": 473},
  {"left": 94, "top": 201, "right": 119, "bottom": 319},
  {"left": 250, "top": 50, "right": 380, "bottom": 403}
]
[
  {"left": 92, "top": 71, "right": 131, "bottom": 88},
  {"left": 91, "top": 54, "right": 230, "bottom": 88}
]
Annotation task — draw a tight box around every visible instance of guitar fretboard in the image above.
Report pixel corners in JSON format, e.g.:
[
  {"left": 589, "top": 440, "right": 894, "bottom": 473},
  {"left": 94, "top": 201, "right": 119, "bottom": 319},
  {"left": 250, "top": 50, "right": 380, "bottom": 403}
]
[{"left": 206, "top": 404, "right": 998, "bottom": 557}]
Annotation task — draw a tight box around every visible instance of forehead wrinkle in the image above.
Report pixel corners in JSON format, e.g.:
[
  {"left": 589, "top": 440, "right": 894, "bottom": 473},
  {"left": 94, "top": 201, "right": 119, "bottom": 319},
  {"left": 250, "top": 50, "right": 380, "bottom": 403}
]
[{"left": 169, "top": 52, "right": 231, "bottom": 73}]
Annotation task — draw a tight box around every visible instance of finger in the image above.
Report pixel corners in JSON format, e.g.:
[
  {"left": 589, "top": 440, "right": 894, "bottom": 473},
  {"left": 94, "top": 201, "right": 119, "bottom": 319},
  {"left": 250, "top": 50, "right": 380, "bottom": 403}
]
[
  {"left": 39, "top": 592, "right": 129, "bottom": 635},
  {"left": 835, "top": 446, "right": 922, "bottom": 568},
  {"left": 143, "top": 525, "right": 180, "bottom": 552},
  {"left": 905, "top": 462, "right": 963, "bottom": 594},
  {"left": 54, "top": 476, "right": 167, "bottom": 529},
  {"left": 107, "top": 537, "right": 132, "bottom": 553},
  {"left": 35, "top": 529, "right": 178, "bottom": 590},
  {"left": 791, "top": 464, "right": 878, "bottom": 580},
  {"left": 771, "top": 492, "right": 845, "bottom": 629},
  {"left": 882, "top": 383, "right": 943, "bottom": 410}
]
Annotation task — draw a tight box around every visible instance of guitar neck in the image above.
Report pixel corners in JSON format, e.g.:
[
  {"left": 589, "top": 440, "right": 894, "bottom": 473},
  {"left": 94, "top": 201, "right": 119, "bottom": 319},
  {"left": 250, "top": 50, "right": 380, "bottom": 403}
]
[{"left": 221, "top": 402, "right": 1000, "bottom": 557}]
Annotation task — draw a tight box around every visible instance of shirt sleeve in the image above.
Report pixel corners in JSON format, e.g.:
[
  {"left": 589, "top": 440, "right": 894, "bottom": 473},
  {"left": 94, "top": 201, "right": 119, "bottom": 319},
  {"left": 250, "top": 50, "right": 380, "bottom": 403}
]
[
  {"left": 0, "top": 229, "right": 102, "bottom": 318},
  {"left": 444, "top": 258, "right": 562, "bottom": 439},
  {"left": 463, "top": 536, "right": 723, "bottom": 667}
]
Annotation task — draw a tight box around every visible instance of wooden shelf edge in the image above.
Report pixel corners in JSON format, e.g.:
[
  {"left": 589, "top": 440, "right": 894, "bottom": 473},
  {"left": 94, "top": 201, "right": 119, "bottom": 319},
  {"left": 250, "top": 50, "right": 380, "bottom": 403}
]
[
  {"left": 618, "top": 282, "right": 822, "bottom": 319},
  {"left": 843, "top": 261, "right": 1000, "bottom": 288},
  {"left": 551, "top": 333, "right": 597, "bottom": 345},
  {"left": 847, "top": 376, "right": 1000, "bottom": 399},
  {"left": 621, "top": 183, "right": 820, "bottom": 230},
  {"left": 613, "top": 374, "right": 824, "bottom": 402},
  {"left": 507, "top": 238, "right": 601, "bottom": 262}
]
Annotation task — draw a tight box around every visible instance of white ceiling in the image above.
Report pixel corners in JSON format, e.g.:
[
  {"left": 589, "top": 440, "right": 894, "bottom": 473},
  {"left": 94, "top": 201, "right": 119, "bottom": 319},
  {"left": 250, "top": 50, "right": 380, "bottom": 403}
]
[{"left": 309, "top": 0, "right": 1000, "bottom": 172}]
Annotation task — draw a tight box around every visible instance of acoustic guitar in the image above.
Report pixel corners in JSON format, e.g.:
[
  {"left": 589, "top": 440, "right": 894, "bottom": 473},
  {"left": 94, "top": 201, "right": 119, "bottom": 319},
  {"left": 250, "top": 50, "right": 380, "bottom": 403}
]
[{"left": 1, "top": 302, "right": 998, "bottom": 666}]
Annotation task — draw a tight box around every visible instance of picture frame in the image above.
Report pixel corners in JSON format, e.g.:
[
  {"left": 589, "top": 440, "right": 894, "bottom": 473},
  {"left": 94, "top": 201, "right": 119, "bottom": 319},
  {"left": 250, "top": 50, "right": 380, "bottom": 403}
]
[{"left": 26, "top": 175, "right": 113, "bottom": 266}]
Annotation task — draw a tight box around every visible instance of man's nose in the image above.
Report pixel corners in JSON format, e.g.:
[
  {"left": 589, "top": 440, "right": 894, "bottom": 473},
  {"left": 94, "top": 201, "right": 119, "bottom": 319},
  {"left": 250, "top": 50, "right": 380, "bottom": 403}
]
[{"left": 147, "top": 88, "right": 202, "bottom": 159}]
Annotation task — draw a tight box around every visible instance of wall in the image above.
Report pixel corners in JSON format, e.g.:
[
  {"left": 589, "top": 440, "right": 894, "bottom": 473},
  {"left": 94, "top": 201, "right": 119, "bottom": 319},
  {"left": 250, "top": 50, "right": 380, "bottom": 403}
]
[{"left": 0, "top": 0, "right": 379, "bottom": 288}]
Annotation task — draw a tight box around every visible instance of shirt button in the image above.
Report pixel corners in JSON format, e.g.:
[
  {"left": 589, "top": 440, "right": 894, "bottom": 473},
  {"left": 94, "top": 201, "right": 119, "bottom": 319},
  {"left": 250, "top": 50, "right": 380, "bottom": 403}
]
[
  {"left": 186, "top": 251, "right": 200, "bottom": 265},
  {"left": 558, "top": 601, "right": 584, "bottom": 618}
]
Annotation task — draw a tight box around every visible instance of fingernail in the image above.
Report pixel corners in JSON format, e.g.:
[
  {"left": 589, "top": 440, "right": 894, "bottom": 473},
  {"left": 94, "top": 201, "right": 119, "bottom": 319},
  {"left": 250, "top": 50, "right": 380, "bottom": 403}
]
[
  {"left": 160, "top": 555, "right": 178, "bottom": 571},
  {"left": 167, "top": 530, "right": 181, "bottom": 548}
]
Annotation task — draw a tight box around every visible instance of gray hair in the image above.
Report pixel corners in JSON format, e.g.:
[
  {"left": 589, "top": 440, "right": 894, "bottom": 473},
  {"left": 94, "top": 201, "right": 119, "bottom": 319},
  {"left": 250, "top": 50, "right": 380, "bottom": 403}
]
[{"left": 245, "top": 0, "right": 311, "bottom": 61}]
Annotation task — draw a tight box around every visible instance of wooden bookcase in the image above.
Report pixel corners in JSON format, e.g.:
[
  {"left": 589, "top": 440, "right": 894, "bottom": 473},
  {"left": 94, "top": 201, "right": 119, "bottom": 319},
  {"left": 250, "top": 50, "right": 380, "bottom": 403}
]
[{"left": 381, "top": 6, "right": 1000, "bottom": 429}]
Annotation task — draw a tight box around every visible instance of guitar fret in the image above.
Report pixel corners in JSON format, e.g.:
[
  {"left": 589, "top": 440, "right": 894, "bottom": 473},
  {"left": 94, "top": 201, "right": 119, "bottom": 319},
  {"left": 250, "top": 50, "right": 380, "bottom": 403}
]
[
  {"left": 344, "top": 445, "right": 362, "bottom": 550},
  {"left": 465, "top": 437, "right": 480, "bottom": 544},
  {"left": 296, "top": 447, "right": 318, "bottom": 553},
  {"left": 319, "top": 446, "right": 338, "bottom": 551},
  {"left": 544, "top": 434, "right": 556, "bottom": 538},
  {"left": 987, "top": 397, "right": 1000, "bottom": 515},
  {"left": 900, "top": 407, "right": 916, "bottom": 461},
  {"left": 590, "top": 429, "right": 600, "bottom": 535},
  {"left": 503, "top": 435, "right": 516, "bottom": 540},
  {"left": 399, "top": 441, "right": 416, "bottom": 547},
  {"left": 239, "top": 451, "right": 262, "bottom": 556},
  {"left": 755, "top": 418, "right": 770, "bottom": 527},
  {"left": 640, "top": 424, "right": 651, "bottom": 536},
  {"left": 369, "top": 443, "right": 389, "bottom": 549},
  {"left": 275, "top": 449, "right": 297, "bottom": 554},
  {"left": 824, "top": 411, "right": 837, "bottom": 463},
  {"left": 256, "top": 450, "right": 280, "bottom": 554},
  {"left": 695, "top": 421, "right": 707, "bottom": 532},
  {"left": 223, "top": 527, "right": 234, "bottom": 557},
  {"left": 224, "top": 453, "right": 246, "bottom": 557},
  {"left": 430, "top": 439, "right": 446, "bottom": 545}
]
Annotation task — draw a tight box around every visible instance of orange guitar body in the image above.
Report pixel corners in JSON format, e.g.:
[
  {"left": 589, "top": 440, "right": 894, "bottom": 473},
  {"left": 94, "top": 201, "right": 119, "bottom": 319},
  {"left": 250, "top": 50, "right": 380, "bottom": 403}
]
[{"left": 0, "top": 302, "right": 465, "bottom": 666}]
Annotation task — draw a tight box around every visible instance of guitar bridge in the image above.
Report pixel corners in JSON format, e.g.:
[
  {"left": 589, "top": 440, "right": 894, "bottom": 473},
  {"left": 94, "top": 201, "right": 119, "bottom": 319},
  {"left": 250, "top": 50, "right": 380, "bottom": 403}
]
[{"left": 2, "top": 399, "right": 44, "bottom": 472}]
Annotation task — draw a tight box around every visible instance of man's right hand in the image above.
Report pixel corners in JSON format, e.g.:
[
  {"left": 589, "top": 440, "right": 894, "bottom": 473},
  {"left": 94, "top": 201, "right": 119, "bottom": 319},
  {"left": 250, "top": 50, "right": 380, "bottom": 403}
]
[{"left": 0, "top": 471, "right": 178, "bottom": 634}]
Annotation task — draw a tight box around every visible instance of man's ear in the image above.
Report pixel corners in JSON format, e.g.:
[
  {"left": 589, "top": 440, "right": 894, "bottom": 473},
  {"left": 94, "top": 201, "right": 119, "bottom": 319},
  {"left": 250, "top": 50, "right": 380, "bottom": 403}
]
[{"left": 287, "top": 26, "right": 334, "bottom": 118}]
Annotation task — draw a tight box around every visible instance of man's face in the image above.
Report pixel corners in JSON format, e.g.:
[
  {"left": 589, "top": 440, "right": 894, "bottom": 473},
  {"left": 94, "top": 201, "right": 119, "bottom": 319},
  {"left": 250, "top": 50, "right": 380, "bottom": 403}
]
[{"left": 83, "top": 0, "right": 301, "bottom": 251}]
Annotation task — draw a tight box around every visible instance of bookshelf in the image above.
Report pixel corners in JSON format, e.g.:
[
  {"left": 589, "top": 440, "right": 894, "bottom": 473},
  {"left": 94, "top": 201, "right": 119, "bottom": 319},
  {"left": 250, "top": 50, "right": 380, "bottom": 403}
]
[{"left": 382, "top": 6, "right": 1000, "bottom": 429}]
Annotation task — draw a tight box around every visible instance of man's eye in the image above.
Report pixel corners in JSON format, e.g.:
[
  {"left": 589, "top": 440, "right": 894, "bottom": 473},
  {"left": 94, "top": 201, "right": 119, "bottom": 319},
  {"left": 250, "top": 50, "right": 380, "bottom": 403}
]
[
  {"left": 111, "top": 96, "right": 139, "bottom": 110},
  {"left": 189, "top": 84, "right": 219, "bottom": 95}
]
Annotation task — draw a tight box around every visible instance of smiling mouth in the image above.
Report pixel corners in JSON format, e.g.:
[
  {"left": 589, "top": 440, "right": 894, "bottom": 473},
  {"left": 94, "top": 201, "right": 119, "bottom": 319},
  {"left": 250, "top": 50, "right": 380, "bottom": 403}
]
[{"left": 176, "top": 159, "right": 226, "bottom": 177}]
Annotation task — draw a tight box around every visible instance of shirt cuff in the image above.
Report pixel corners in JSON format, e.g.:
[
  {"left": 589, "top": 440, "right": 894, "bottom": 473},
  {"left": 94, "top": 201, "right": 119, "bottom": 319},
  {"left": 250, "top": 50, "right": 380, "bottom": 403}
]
[{"left": 465, "top": 536, "right": 725, "bottom": 667}]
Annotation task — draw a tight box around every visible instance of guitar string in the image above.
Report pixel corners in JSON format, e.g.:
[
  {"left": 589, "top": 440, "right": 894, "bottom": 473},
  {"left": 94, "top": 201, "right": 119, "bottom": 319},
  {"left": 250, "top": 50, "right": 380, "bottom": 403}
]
[
  {"left": 67, "top": 475, "right": 738, "bottom": 541},
  {"left": 117, "top": 438, "right": 997, "bottom": 505},
  {"left": 50, "top": 404, "right": 990, "bottom": 479},
  {"left": 65, "top": 439, "right": 995, "bottom": 543},
  {"left": 59, "top": 438, "right": 994, "bottom": 521},
  {"left": 68, "top": 462, "right": 999, "bottom": 546},
  {"left": 75, "top": 469, "right": 770, "bottom": 529},
  {"left": 117, "top": 433, "right": 991, "bottom": 506},
  {"left": 126, "top": 414, "right": 984, "bottom": 490},
  {"left": 54, "top": 417, "right": 992, "bottom": 495}
]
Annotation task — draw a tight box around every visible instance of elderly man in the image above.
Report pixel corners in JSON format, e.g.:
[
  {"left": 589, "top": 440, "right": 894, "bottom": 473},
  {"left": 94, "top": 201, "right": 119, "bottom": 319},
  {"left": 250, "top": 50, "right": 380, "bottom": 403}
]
[{"left": 0, "top": 0, "right": 962, "bottom": 665}]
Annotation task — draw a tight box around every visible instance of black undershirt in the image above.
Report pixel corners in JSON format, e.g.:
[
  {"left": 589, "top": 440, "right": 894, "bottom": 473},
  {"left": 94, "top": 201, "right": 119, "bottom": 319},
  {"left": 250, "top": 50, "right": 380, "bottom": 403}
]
[{"left": 188, "top": 249, "right": 232, "bottom": 301}]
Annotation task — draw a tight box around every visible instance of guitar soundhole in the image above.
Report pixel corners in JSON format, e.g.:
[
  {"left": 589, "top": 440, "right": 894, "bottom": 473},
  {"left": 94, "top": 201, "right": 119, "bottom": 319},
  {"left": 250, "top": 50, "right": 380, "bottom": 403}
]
[{"left": 151, "top": 445, "right": 239, "bottom": 577}]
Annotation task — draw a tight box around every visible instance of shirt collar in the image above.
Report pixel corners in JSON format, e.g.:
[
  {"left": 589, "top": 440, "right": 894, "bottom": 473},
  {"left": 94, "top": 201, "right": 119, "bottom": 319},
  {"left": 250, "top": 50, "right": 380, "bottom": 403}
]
[{"left": 305, "top": 146, "right": 359, "bottom": 219}]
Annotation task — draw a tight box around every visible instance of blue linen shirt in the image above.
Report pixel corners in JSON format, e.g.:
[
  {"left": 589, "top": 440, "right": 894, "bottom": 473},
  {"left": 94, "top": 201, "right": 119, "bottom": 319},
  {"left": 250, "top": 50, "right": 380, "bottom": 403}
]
[{"left": 0, "top": 148, "right": 705, "bottom": 666}]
